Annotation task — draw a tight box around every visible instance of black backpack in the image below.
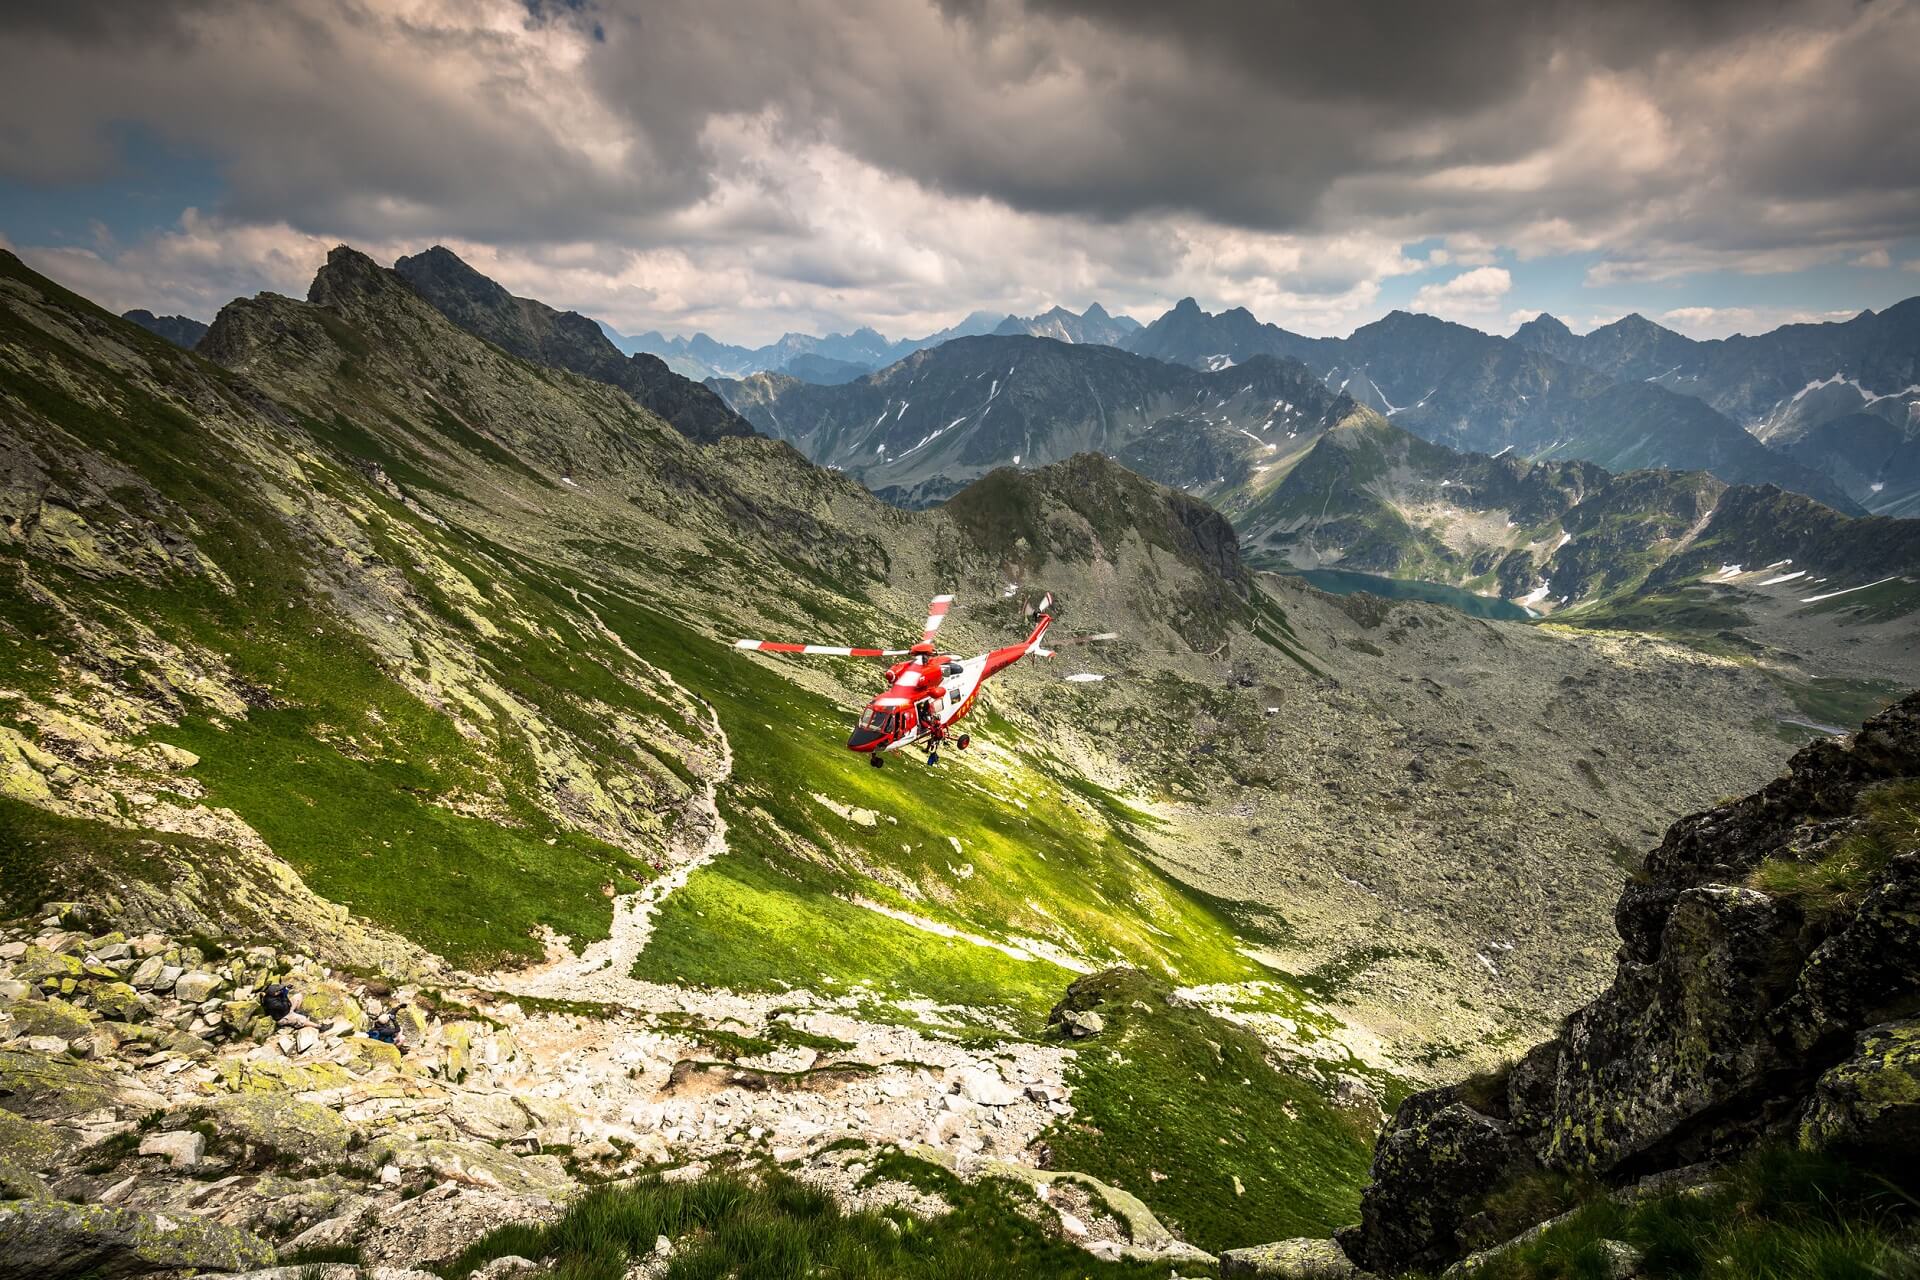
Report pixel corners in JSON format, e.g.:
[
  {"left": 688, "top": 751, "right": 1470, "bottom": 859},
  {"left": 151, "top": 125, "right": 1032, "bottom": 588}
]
[{"left": 261, "top": 983, "right": 292, "bottom": 1019}]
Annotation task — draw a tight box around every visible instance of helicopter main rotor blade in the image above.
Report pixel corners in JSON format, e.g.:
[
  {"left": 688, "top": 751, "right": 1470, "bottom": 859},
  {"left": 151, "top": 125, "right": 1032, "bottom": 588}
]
[
  {"left": 734, "top": 640, "right": 911, "bottom": 657},
  {"left": 921, "top": 594, "right": 954, "bottom": 644}
]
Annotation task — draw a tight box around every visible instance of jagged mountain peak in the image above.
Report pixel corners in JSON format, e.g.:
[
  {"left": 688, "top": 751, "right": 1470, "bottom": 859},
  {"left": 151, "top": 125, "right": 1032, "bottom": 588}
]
[
  {"left": 388, "top": 242, "right": 757, "bottom": 442},
  {"left": 1514, "top": 312, "right": 1573, "bottom": 339},
  {"left": 310, "top": 243, "right": 398, "bottom": 300},
  {"left": 1594, "top": 310, "right": 1674, "bottom": 337}
]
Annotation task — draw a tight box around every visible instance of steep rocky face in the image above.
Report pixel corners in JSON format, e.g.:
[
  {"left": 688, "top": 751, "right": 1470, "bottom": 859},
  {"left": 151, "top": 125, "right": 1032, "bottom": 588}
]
[
  {"left": 392, "top": 245, "right": 757, "bottom": 444},
  {"left": 1341, "top": 692, "right": 1920, "bottom": 1275},
  {"left": 119, "top": 309, "right": 208, "bottom": 350},
  {"left": 1120, "top": 296, "right": 1323, "bottom": 369},
  {"left": 1129, "top": 299, "right": 1866, "bottom": 514}
]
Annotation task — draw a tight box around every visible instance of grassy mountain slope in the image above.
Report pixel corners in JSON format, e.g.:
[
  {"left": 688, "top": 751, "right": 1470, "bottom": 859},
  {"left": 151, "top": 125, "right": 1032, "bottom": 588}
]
[{"left": 0, "top": 247, "right": 1394, "bottom": 1246}]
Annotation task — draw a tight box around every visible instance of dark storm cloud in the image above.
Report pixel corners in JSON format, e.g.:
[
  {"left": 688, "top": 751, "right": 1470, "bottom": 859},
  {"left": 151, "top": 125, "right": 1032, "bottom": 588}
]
[{"left": 1, "top": 0, "right": 1915, "bottom": 338}]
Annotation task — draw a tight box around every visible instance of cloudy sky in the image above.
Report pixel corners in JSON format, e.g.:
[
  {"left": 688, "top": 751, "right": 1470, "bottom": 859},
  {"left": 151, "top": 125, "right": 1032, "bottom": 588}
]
[{"left": 2, "top": 0, "right": 1917, "bottom": 345}]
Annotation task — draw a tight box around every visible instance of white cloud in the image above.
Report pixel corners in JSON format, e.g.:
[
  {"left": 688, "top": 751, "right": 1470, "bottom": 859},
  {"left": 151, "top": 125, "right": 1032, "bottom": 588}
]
[
  {"left": 1409, "top": 266, "right": 1512, "bottom": 325},
  {"left": 1505, "top": 308, "right": 1543, "bottom": 331},
  {"left": 8, "top": 129, "right": 1425, "bottom": 343},
  {"left": 1851, "top": 247, "right": 1892, "bottom": 268},
  {"left": 1658, "top": 304, "right": 1860, "bottom": 339}
]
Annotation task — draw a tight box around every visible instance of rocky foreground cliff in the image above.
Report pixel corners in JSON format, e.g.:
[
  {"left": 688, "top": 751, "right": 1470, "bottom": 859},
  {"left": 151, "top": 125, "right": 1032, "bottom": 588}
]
[{"left": 1225, "top": 691, "right": 1920, "bottom": 1278}]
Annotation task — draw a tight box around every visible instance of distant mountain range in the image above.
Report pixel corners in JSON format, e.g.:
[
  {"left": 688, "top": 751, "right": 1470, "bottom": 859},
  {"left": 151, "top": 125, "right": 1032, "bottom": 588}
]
[
  {"left": 1242, "top": 411, "right": 1920, "bottom": 625},
  {"left": 392, "top": 246, "right": 756, "bottom": 444},
  {"left": 710, "top": 334, "right": 1351, "bottom": 506},
  {"left": 121, "top": 309, "right": 209, "bottom": 349},
  {"left": 126, "top": 249, "right": 1910, "bottom": 544},
  {"left": 1117, "top": 300, "right": 1861, "bottom": 513},
  {"left": 1512, "top": 304, "right": 1920, "bottom": 517},
  {"left": 603, "top": 302, "right": 1141, "bottom": 383}
]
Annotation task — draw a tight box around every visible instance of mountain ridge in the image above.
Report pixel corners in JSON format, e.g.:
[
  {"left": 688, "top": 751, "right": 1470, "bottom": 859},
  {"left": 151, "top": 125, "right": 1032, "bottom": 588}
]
[{"left": 391, "top": 245, "right": 758, "bottom": 444}]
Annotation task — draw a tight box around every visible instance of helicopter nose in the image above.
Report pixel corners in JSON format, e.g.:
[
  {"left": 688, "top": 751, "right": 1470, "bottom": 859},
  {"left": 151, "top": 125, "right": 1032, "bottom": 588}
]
[{"left": 847, "top": 727, "right": 887, "bottom": 752}]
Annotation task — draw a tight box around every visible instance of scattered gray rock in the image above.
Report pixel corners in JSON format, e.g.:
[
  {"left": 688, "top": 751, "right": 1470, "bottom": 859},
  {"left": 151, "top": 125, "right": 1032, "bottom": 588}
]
[
  {"left": 0, "top": 1199, "right": 275, "bottom": 1279},
  {"left": 137, "top": 1130, "right": 206, "bottom": 1167},
  {"left": 1221, "top": 1236, "right": 1371, "bottom": 1278},
  {"left": 1062, "top": 1009, "right": 1104, "bottom": 1038},
  {"left": 171, "top": 971, "right": 225, "bottom": 1004},
  {"left": 473, "top": 1257, "right": 542, "bottom": 1279},
  {"left": 1594, "top": 1238, "right": 1645, "bottom": 1279}
]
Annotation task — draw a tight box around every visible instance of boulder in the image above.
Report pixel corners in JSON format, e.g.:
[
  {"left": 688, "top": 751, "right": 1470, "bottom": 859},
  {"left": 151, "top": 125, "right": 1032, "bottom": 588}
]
[
  {"left": 1801, "top": 1019, "right": 1920, "bottom": 1156},
  {"left": 1221, "top": 1237, "right": 1371, "bottom": 1278},
  {"left": 447, "top": 1091, "right": 533, "bottom": 1141},
  {"left": 3, "top": 996, "right": 93, "bottom": 1044},
  {"left": 0, "top": 1200, "right": 274, "bottom": 1279},
  {"left": 0, "top": 1046, "right": 156, "bottom": 1119},
  {"left": 139, "top": 1129, "right": 207, "bottom": 1166},
  {"left": 355, "top": 1183, "right": 565, "bottom": 1266},
  {"left": 127, "top": 956, "right": 167, "bottom": 990},
  {"left": 90, "top": 982, "right": 147, "bottom": 1022},
  {"left": 366, "top": 1136, "right": 569, "bottom": 1198},
  {"left": 172, "top": 971, "right": 226, "bottom": 1003},
  {"left": 1343, "top": 1099, "right": 1522, "bottom": 1276},
  {"left": 290, "top": 979, "right": 366, "bottom": 1031},
  {"left": 206, "top": 1093, "right": 354, "bottom": 1163},
  {"left": 11, "top": 946, "right": 82, "bottom": 988},
  {"left": 953, "top": 1067, "right": 1021, "bottom": 1107},
  {"left": 1063, "top": 1009, "right": 1104, "bottom": 1038},
  {"left": 342, "top": 1036, "right": 406, "bottom": 1073},
  {"left": 0, "top": 1107, "right": 68, "bottom": 1169}
]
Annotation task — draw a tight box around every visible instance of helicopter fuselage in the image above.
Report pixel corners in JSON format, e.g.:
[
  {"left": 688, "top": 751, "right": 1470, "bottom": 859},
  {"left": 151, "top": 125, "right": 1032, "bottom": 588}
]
[{"left": 846, "top": 613, "right": 1050, "bottom": 755}]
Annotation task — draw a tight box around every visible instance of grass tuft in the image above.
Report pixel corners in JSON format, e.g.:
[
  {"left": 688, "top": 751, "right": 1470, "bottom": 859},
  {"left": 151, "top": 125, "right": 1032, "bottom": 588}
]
[
  {"left": 1749, "top": 779, "right": 1920, "bottom": 923},
  {"left": 438, "top": 1163, "right": 1199, "bottom": 1280}
]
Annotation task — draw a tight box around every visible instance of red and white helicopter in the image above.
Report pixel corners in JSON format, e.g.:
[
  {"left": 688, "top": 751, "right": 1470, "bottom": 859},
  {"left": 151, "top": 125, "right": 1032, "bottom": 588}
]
[{"left": 734, "top": 592, "right": 1071, "bottom": 767}]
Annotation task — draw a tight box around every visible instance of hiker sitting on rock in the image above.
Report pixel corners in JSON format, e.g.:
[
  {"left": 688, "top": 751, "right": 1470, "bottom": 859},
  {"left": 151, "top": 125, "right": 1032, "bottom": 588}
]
[
  {"left": 367, "top": 1006, "right": 409, "bottom": 1054},
  {"left": 261, "top": 980, "right": 317, "bottom": 1029}
]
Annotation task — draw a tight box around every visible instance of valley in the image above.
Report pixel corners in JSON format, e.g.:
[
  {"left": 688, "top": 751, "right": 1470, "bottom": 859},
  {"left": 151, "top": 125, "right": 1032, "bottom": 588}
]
[{"left": 0, "top": 246, "right": 1865, "bottom": 1273}]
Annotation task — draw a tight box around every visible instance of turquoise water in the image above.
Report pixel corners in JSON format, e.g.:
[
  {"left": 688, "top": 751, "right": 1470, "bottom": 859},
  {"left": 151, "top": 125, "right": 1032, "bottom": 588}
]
[{"left": 1279, "top": 568, "right": 1537, "bottom": 622}]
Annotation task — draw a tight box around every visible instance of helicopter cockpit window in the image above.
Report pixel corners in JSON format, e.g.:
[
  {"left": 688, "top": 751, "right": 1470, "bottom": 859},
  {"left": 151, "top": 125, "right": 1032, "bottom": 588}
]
[{"left": 858, "top": 708, "right": 902, "bottom": 733}]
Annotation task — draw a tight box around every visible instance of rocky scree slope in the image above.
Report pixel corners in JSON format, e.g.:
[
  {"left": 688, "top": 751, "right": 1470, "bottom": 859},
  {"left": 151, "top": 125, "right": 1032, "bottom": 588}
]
[
  {"left": 1310, "top": 691, "right": 1920, "bottom": 1276},
  {"left": 391, "top": 245, "right": 757, "bottom": 444}
]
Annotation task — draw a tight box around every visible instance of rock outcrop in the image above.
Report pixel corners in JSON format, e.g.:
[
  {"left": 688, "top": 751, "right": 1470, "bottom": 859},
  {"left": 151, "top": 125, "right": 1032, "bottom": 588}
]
[{"left": 1336, "top": 691, "right": 1920, "bottom": 1275}]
